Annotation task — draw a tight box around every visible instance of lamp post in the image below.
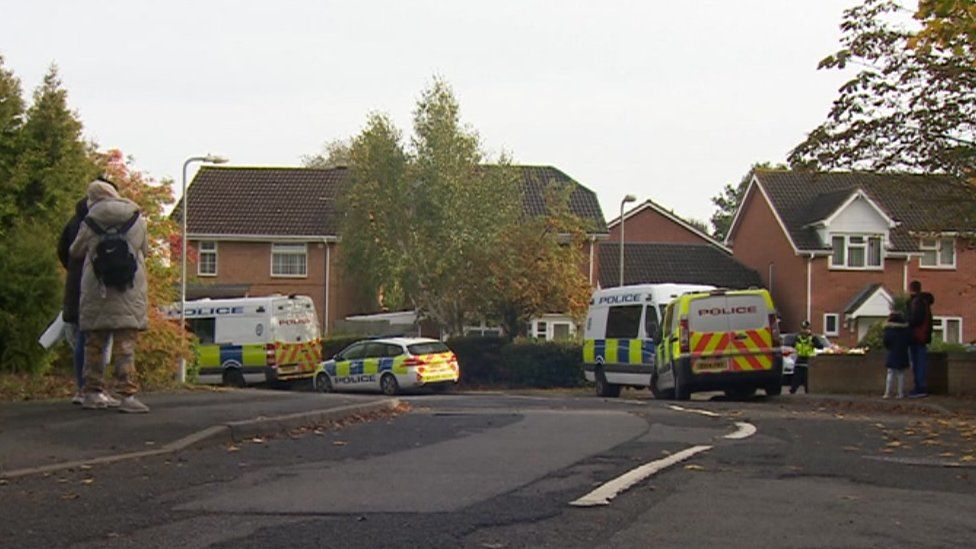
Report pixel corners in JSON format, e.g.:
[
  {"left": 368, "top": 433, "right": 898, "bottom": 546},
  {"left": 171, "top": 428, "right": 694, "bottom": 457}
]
[
  {"left": 180, "top": 154, "right": 228, "bottom": 383},
  {"left": 619, "top": 194, "right": 637, "bottom": 287}
]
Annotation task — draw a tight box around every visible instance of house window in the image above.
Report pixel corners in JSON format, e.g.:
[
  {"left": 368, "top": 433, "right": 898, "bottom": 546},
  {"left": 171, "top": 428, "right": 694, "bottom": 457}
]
[
  {"left": 830, "top": 234, "right": 883, "bottom": 269},
  {"left": 823, "top": 313, "right": 839, "bottom": 337},
  {"left": 271, "top": 243, "right": 307, "bottom": 277},
  {"left": 919, "top": 237, "right": 956, "bottom": 269},
  {"left": 932, "top": 317, "right": 963, "bottom": 344},
  {"left": 535, "top": 322, "right": 547, "bottom": 339},
  {"left": 552, "top": 323, "right": 572, "bottom": 340},
  {"left": 606, "top": 305, "right": 642, "bottom": 339},
  {"left": 197, "top": 241, "right": 217, "bottom": 276}
]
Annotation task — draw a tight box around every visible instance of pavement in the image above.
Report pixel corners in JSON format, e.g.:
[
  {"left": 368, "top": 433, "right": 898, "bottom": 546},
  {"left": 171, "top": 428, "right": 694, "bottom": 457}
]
[{"left": 0, "top": 388, "right": 399, "bottom": 479}]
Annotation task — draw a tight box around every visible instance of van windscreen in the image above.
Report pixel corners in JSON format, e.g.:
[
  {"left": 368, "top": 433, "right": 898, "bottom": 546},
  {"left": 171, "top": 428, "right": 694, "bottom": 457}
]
[{"left": 688, "top": 294, "right": 769, "bottom": 333}]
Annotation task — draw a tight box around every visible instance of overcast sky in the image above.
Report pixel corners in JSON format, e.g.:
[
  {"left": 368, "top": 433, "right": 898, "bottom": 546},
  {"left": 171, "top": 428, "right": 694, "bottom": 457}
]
[{"left": 0, "top": 0, "right": 855, "bottom": 227}]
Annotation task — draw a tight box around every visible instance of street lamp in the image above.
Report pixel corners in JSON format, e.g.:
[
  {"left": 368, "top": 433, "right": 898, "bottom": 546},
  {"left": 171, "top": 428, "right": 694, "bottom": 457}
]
[
  {"left": 180, "top": 154, "right": 228, "bottom": 383},
  {"left": 619, "top": 194, "right": 637, "bottom": 287}
]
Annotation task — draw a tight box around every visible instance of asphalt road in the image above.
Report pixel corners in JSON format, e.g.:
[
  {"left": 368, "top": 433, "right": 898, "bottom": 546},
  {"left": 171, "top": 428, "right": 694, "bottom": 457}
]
[{"left": 2, "top": 391, "right": 974, "bottom": 548}]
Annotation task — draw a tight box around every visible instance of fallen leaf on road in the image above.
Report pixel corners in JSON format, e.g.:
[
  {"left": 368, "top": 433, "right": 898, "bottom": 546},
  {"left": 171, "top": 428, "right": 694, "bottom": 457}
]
[
  {"left": 881, "top": 449, "right": 895, "bottom": 453},
  {"left": 144, "top": 441, "right": 155, "bottom": 446},
  {"left": 80, "top": 478, "right": 94, "bottom": 485},
  {"left": 61, "top": 493, "right": 79, "bottom": 500},
  {"left": 79, "top": 465, "right": 92, "bottom": 470},
  {"left": 886, "top": 441, "right": 903, "bottom": 447},
  {"left": 939, "top": 452, "right": 956, "bottom": 457},
  {"left": 0, "top": 479, "right": 8, "bottom": 486},
  {"left": 250, "top": 437, "right": 265, "bottom": 444},
  {"left": 333, "top": 441, "right": 348, "bottom": 446},
  {"left": 873, "top": 423, "right": 886, "bottom": 429},
  {"left": 226, "top": 445, "right": 240, "bottom": 452},
  {"left": 961, "top": 455, "right": 975, "bottom": 463},
  {"left": 842, "top": 446, "right": 860, "bottom": 452},
  {"left": 684, "top": 464, "right": 705, "bottom": 471}
]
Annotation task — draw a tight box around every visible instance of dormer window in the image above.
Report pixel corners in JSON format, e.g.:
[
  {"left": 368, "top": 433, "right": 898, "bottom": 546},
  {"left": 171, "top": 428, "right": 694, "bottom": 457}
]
[
  {"left": 919, "top": 237, "right": 956, "bottom": 269},
  {"left": 831, "top": 234, "right": 883, "bottom": 269}
]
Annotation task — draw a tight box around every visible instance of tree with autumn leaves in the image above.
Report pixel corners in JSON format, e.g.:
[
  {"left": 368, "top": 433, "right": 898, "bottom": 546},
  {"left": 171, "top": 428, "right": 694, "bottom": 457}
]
[{"left": 0, "top": 55, "right": 186, "bottom": 383}]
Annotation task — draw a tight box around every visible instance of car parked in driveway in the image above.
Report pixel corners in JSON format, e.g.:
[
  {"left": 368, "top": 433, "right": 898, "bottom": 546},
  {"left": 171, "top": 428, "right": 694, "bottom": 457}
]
[
  {"left": 314, "top": 337, "right": 460, "bottom": 395},
  {"left": 781, "top": 333, "right": 837, "bottom": 384}
]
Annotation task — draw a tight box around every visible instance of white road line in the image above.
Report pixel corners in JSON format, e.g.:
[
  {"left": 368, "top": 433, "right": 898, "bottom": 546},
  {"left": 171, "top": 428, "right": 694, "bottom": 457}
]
[
  {"left": 723, "top": 421, "right": 757, "bottom": 440},
  {"left": 569, "top": 444, "right": 713, "bottom": 507},
  {"left": 667, "top": 404, "right": 721, "bottom": 417}
]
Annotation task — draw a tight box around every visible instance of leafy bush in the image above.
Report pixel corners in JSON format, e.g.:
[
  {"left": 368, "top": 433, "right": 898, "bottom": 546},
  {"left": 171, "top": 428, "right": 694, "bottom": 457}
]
[{"left": 449, "top": 335, "right": 583, "bottom": 388}]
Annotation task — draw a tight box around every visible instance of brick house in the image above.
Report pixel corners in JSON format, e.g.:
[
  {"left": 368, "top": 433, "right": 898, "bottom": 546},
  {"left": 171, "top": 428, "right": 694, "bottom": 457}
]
[
  {"left": 180, "top": 165, "right": 608, "bottom": 336},
  {"left": 599, "top": 199, "right": 762, "bottom": 289},
  {"left": 725, "top": 169, "right": 976, "bottom": 346}
]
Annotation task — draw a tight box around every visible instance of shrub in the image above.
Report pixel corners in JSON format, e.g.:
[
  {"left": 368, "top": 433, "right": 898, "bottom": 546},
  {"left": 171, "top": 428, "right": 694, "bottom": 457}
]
[{"left": 449, "top": 335, "right": 583, "bottom": 388}]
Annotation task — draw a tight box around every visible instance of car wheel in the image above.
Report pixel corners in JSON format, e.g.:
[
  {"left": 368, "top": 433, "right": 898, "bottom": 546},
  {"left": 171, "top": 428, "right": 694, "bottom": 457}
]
[
  {"left": 380, "top": 373, "right": 400, "bottom": 396},
  {"left": 222, "top": 369, "right": 246, "bottom": 388},
  {"left": 595, "top": 369, "right": 621, "bottom": 398},
  {"left": 673, "top": 364, "right": 690, "bottom": 401},
  {"left": 314, "top": 372, "right": 333, "bottom": 393}
]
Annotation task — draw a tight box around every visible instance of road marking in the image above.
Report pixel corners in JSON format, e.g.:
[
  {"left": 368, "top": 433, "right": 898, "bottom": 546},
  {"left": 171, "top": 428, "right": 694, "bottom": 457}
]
[
  {"left": 667, "top": 404, "right": 721, "bottom": 417},
  {"left": 569, "top": 444, "right": 713, "bottom": 507},
  {"left": 723, "top": 421, "right": 757, "bottom": 440}
]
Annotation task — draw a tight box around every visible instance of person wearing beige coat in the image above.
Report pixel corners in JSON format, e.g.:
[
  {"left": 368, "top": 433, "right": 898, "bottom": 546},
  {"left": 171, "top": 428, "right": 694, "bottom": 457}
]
[{"left": 69, "top": 180, "right": 151, "bottom": 413}]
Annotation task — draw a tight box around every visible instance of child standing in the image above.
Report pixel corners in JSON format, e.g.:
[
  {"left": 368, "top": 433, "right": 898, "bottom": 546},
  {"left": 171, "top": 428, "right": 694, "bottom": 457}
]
[{"left": 882, "top": 312, "right": 911, "bottom": 399}]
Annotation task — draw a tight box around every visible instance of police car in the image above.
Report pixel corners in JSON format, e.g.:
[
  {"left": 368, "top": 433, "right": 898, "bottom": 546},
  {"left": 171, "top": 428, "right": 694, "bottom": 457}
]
[{"left": 314, "top": 337, "right": 460, "bottom": 395}]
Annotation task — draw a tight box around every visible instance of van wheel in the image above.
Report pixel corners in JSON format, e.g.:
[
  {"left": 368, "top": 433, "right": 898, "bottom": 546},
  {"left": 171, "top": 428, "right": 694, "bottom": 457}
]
[
  {"left": 764, "top": 382, "right": 782, "bottom": 397},
  {"left": 673, "top": 365, "right": 690, "bottom": 401},
  {"left": 595, "top": 369, "right": 621, "bottom": 398},
  {"left": 222, "top": 369, "right": 246, "bottom": 388},
  {"left": 314, "top": 372, "right": 333, "bottom": 393},
  {"left": 380, "top": 374, "right": 400, "bottom": 396}
]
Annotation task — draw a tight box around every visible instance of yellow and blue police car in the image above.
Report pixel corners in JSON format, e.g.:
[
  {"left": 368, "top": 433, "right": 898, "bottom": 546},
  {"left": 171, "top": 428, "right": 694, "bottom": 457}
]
[{"left": 314, "top": 337, "right": 460, "bottom": 395}]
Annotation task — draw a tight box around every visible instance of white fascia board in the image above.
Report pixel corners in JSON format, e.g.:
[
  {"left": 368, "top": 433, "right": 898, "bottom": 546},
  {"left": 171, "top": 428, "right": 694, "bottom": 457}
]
[
  {"left": 848, "top": 286, "right": 894, "bottom": 319},
  {"left": 726, "top": 175, "right": 802, "bottom": 256},
  {"left": 188, "top": 233, "right": 340, "bottom": 243},
  {"left": 821, "top": 189, "right": 898, "bottom": 229}
]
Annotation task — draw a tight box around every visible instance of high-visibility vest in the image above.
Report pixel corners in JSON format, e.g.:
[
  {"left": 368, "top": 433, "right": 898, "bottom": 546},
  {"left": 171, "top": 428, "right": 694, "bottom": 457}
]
[{"left": 795, "top": 333, "right": 816, "bottom": 358}]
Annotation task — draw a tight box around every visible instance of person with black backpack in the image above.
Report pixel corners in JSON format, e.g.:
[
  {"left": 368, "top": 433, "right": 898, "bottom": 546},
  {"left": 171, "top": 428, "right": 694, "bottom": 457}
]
[{"left": 69, "top": 179, "right": 150, "bottom": 413}]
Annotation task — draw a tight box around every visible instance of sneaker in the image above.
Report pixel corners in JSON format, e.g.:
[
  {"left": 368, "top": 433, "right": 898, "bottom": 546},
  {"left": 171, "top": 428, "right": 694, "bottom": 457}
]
[
  {"left": 118, "top": 396, "right": 150, "bottom": 414},
  {"left": 99, "top": 392, "right": 121, "bottom": 408},
  {"left": 81, "top": 392, "right": 108, "bottom": 410},
  {"left": 71, "top": 392, "right": 84, "bottom": 405},
  {"left": 882, "top": 394, "right": 890, "bottom": 399}
]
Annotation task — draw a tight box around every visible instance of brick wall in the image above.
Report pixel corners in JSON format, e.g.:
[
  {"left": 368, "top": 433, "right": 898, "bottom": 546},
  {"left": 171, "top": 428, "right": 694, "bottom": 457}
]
[
  {"left": 609, "top": 206, "right": 713, "bottom": 245},
  {"left": 908, "top": 242, "right": 976, "bottom": 344},
  {"left": 810, "top": 257, "right": 906, "bottom": 347},
  {"left": 728, "top": 186, "right": 806, "bottom": 332}
]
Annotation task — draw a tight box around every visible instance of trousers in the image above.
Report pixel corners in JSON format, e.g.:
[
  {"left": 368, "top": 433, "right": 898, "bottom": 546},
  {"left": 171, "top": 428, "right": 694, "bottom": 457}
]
[{"left": 84, "top": 329, "right": 139, "bottom": 396}]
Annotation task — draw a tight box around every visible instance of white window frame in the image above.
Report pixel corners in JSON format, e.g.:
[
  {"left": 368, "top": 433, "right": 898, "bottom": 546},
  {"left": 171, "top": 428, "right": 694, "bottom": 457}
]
[
  {"left": 197, "top": 241, "right": 218, "bottom": 277},
  {"left": 270, "top": 243, "right": 308, "bottom": 278},
  {"left": 830, "top": 233, "right": 884, "bottom": 270},
  {"left": 823, "top": 313, "right": 840, "bottom": 337},
  {"left": 932, "top": 316, "right": 963, "bottom": 344},
  {"left": 918, "top": 237, "right": 956, "bottom": 269}
]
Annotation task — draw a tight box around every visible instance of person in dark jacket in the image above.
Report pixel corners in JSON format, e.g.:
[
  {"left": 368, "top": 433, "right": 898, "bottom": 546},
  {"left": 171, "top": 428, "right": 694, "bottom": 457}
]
[
  {"left": 882, "top": 311, "right": 911, "bottom": 399},
  {"left": 905, "top": 280, "right": 934, "bottom": 397},
  {"left": 57, "top": 184, "right": 116, "bottom": 406}
]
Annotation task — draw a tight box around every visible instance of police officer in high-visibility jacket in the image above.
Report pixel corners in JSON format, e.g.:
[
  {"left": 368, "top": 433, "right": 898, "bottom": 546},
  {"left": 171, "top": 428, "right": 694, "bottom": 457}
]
[{"left": 790, "top": 320, "right": 822, "bottom": 394}]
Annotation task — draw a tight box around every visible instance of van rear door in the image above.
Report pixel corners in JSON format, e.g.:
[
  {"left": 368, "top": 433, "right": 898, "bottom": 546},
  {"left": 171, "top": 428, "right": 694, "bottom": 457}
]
[{"left": 687, "top": 293, "right": 774, "bottom": 374}]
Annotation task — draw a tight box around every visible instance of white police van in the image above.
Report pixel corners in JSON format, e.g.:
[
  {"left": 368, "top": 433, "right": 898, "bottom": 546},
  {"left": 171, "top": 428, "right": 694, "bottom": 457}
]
[
  {"left": 176, "top": 295, "right": 322, "bottom": 386},
  {"left": 582, "top": 283, "right": 715, "bottom": 397}
]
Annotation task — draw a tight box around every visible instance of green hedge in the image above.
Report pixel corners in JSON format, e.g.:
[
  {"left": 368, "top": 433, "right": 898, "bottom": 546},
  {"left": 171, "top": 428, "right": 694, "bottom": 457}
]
[{"left": 448, "top": 335, "right": 584, "bottom": 388}]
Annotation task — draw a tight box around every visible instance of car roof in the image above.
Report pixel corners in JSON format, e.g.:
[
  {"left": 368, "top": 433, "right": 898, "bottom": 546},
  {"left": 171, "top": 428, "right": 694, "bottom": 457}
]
[{"left": 364, "top": 337, "right": 444, "bottom": 347}]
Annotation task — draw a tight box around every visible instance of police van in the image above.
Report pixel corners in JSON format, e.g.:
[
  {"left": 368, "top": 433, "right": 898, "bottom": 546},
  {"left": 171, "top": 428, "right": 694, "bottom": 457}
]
[
  {"left": 178, "top": 295, "right": 322, "bottom": 387},
  {"left": 583, "top": 283, "right": 715, "bottom": 397},
  {"left": 652, "top": 288, "right": 783, "bottom": 400}
]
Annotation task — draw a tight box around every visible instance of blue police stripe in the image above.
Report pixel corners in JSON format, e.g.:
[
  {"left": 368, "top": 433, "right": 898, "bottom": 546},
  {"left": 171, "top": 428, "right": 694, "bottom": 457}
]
[
  {"left": 378, "top": 357, "right": 394, "bottom": 373},
  {"left": 220, "top": 345, "right": 243, "bottom": 366},
  {"left": 618, "top": 339, "right": 630, "bottom": 363},
  {"left": 349, "top": 360, "right": 364, "bottom": 376},
  {"left": 325, "top": 362, "right": 336, "bottom": 375},
  {"left": 642, "top": 340, "right": 656, "bottom": 363}
]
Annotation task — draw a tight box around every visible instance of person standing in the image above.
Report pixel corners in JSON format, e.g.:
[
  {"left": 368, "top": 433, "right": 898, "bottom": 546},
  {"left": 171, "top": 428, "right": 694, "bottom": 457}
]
[
  {"left": 57, "top": 191, "right": 117, "bottom": 406},
  {"left": 69, "top": 180, "right": 150, "bottom": 413},
  {"left": 906, "top": 280, "right": 934, "bottom": 398},
  {"left": 882, "top": 311, "right": 911, "bottom": 399},
  {"left": 790, "top": 320, "right": 821, "bottom": 394}
]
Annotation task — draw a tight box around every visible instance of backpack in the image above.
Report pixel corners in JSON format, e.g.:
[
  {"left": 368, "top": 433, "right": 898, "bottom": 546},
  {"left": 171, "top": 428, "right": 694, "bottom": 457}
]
[{"left": 84, "top": 211, "right": 141, "bottom": 291}]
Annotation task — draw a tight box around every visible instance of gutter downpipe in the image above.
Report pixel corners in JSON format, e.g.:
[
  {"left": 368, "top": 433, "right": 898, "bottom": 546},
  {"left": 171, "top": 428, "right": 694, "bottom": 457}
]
[
  {"left": 806, "top": 253, "right": 813, "bottom": 324},
  {"left": 588, "top": 237, "right": 595, "bottom": 285},
  {"left": 324, "top": 239, "right": 331, "bottom": 336},
  {"left": 903, "top": 258, "right": 909, "bottom": 293},
  {"left": 768, "top": 262, "right": 774, "bottom": 296}
]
